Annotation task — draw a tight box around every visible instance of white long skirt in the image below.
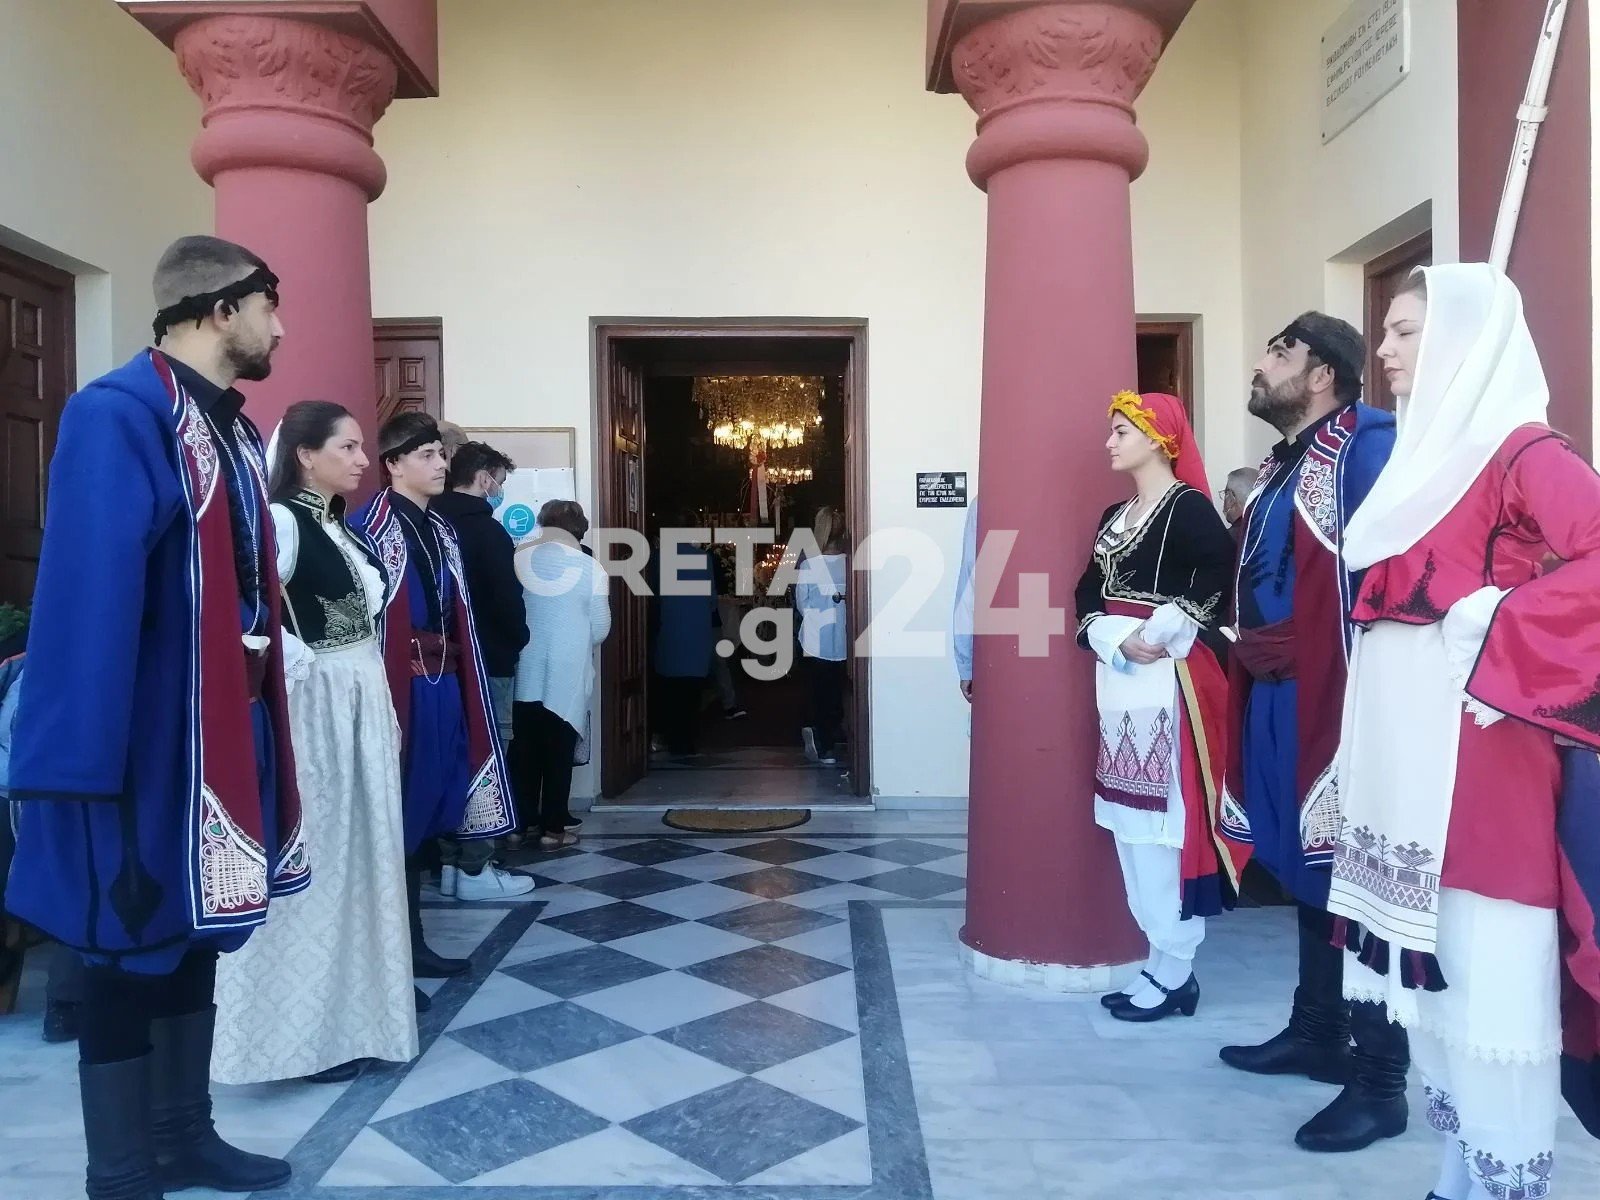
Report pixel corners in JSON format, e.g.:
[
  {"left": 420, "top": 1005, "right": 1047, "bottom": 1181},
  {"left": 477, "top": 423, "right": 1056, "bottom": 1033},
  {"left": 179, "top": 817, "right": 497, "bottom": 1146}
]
[{"left": 212, "top": 639, "right": 418, "bottom": 1084}]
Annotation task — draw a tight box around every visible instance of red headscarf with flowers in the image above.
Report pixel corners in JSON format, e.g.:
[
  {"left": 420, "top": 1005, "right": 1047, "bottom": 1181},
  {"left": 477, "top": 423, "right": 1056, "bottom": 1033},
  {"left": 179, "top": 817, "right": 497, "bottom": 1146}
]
[{"left": 1107, "top": 391, "right": 1211, "bottom": 496}]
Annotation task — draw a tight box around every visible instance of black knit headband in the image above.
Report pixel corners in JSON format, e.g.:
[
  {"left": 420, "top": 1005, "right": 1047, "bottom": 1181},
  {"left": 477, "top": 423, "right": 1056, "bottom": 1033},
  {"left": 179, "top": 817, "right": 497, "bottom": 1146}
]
[{"left": 153, "top": 265, "right": 280, "bottom": 341}]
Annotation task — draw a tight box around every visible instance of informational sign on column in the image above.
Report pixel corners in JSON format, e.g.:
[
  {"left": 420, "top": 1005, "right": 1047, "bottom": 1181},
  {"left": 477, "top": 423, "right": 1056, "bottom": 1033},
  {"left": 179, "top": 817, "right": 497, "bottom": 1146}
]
[{"left": 1322, "top": 0, "right": 1410, "bottom": 143}]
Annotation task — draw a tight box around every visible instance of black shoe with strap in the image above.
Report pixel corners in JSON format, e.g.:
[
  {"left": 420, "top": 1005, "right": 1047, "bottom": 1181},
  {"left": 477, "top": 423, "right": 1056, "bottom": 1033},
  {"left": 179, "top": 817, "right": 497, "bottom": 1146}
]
[
  {"left": 150, "top": 1007, "right": 293, "bottom": 1193},
  {"left": 81, "top": 1053, "right": 164, "bottom": 1200},
  {"left": 1108, "top": 973, "right": 1200, "bottom": 1023}
]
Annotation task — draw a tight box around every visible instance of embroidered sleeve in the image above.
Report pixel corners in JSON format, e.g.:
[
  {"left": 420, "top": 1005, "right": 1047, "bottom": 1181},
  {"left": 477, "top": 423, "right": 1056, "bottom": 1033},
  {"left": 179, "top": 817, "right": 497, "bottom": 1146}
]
[
  {"left": 1164, "top": 489, "right": 1234, "bottom": 630},
  {"left": 1074, "top": 506, "right": 1119, "bottom": 648},
  {"left": 1469, "top": 434, "right": 1600, "bottom": 747}
]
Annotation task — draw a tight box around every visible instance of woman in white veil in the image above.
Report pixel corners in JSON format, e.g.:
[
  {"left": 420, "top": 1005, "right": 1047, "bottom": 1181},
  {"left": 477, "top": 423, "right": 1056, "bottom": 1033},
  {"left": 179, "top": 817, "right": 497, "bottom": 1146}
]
[{"left": 1327, "top": 264, "right": 1600, "bottom": 1199}]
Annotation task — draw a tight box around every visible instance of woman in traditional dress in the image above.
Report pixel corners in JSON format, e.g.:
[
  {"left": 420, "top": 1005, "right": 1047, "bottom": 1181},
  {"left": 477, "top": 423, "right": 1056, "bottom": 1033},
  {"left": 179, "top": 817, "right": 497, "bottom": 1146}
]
[
  {"left": 1328, "top": 264, "right": 1600, "bottom": 1200},
  {"left": 212, "top": 401, "right": 418, "bottom": 1085},
  {"left": 1074, "top": 391, "right": 1244, "bottom": 1023}
]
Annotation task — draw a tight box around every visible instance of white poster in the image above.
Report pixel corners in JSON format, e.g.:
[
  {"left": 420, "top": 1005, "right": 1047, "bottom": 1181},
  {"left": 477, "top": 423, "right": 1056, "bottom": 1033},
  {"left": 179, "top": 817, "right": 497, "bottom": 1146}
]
[
  {"left": 1322, "top": 0, "right": 1410, "bottom": 143},
  {"left": 496, "top": 467, "right": 576, "bottom": 542}
]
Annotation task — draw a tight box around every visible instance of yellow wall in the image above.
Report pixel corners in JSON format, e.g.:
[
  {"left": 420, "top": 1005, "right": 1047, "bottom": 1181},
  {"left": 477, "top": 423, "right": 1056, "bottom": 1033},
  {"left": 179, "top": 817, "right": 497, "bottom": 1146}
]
[
  {"left": 1238, "top": 0, "right": 1460, "bottom": 459},
  {"left": 0, "top": 0, "right": 209, "bottom": 380}
]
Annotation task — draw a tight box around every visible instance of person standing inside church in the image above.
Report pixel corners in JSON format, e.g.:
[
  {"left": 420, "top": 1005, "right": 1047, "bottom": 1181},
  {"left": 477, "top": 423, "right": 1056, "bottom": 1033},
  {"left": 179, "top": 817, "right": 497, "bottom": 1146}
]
[
  {"left": 1329, "top": 264, "right": 1600, "bottom": 1200},
  {"left": 432, "top": 439, "right": 535, "bottom": 899},
  {"left": 211, "top": 401, "right": 418, "bottom": 1086},
  {"left": 796, "top": 507, "right": 850, "bottom": 767},
  {"left": 1075, "top": 391, "right": 1243, "bottom": 1022},
  {"left": 6, "top": 236, "right": 302, "bottom": 1197},
  {"left": 1216, "top": 312, "right": 1407, "bottom": 1153},
  {"left": 351, "top": 413, "right": 521, "bottom": 983}
]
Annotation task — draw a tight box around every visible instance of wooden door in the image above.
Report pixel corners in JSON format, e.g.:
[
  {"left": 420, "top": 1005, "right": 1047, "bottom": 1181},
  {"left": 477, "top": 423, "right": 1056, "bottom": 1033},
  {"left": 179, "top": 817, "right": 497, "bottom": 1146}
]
[
  {"left": 373, "top": 319, "right": 443, "bottom": 425},
  {"left": 1365, "top": 233, "right": 1432, "bottom": 412},
  {"left": 600, "top": 342, "right": 649, "bottom": 797},
  {"left": 0, "top": 248, "right": 73, "bottom": 607},
  {"left": 841, "top": 349, "right": 871, "bottom": 797},
  {"left": 1135, "top": 320, "right": 1196, "bottom": 417}
]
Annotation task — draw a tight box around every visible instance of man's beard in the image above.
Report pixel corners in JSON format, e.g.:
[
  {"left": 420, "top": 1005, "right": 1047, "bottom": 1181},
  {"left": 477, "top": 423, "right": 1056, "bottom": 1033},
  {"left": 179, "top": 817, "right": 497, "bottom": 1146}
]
[
  {"left": 1247, "top": 371, "right": 1310, "bottom": 433},
  {"left": 225, "top": 333, "right": 274, "bottom": 382}
]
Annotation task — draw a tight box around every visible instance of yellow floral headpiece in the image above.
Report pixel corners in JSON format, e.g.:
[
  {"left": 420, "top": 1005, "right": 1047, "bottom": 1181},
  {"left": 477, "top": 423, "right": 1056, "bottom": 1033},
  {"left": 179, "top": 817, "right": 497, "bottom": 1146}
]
[{"left": 1108, "top": 390, "right": 1179, "bottom": 460}]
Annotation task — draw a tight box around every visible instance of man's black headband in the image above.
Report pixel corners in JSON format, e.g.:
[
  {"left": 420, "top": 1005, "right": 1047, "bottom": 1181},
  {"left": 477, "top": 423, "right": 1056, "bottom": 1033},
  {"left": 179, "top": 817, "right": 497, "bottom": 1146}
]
[
  {"left": 1269, "top": 319, "right": 1359, "bottom": 384},
  {"left": 153, "top": 265, "right": 280, "bottom": 341},
  {"left": 382, "top": 427, "right": 442, "bottom": 462}
]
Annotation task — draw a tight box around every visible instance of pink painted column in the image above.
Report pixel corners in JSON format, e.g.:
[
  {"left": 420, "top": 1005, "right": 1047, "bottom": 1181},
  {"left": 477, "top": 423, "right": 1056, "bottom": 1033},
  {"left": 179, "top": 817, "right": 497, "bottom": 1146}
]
[
  {"left": 168, "top": 15, "right": 398, "bottom": 436},
  {"left": 930, "top": 1, "right": 1195, "bottom": 985}
]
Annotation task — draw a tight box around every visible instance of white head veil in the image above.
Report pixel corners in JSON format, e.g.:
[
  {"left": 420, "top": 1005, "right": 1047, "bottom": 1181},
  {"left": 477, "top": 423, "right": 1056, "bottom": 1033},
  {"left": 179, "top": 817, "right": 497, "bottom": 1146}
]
[{"left": 1342, "top": 263, "right": 1550, "bottom": 572}]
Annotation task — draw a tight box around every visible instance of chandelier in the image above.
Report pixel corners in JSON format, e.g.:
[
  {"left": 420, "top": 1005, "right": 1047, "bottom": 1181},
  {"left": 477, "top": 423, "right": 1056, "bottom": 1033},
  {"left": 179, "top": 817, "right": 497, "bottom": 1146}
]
[{"left": 693, "top": 375, "right": 824, "bottom": 451}]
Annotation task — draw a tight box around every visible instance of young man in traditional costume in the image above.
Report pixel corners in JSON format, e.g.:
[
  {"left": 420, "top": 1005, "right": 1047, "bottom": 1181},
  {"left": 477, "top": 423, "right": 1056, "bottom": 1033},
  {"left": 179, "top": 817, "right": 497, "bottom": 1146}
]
[
  {"left": 5, "top": 236, "right": 304, "bottom": 1198},
  {"left": 1217, "top": 312, "right": 1408, "bottom": 1152},
  {"left": 1075, "top": 392, "right": 1244, "bottom": 1023},
  {"left": 351, "top": 413, "right": 518, "bottom": 981},
  {"left": 1329, "top": 264, "right": 1600, "bottom": 1200}
]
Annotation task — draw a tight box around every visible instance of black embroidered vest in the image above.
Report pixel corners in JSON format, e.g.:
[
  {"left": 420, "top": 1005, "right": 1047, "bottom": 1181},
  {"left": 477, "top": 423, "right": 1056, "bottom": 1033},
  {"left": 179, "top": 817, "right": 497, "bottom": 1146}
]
[{"left": 278, "top": 491, "right": 382, "bottom": 651}]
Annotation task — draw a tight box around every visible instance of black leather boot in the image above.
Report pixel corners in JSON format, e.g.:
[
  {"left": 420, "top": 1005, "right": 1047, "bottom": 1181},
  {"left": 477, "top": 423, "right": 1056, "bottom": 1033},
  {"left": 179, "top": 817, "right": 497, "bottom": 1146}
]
[
  {"left": 80, "top": 1054, "right": 164, "bottom": 1200},
  {"left": 1294, "top": 1000, "right": 1409, "bottom": 1152},
  {"left": 1221, "top": 904, "right": 1353, "bottom": 1084},
  {"left": 408, "top": 860, "right": 470, "bottom": 978},
  {"left": 149, "top": 1007, "right": 291, "bottom": 1193},
  {"left": 44, "top": 997, "right": 82, "bottom": 1044},
  {"left": 1219, "top": 984, "right": 1352, "bottom": 1082}
]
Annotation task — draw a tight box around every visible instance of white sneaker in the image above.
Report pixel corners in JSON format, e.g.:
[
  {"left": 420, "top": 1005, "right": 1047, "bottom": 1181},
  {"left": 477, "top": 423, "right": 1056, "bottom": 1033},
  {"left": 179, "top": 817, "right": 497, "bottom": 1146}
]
[
  {"left": 455, "top": 865, "right": 536, "bottom": 901},
  {"left": 439, "top": 865, "right": 459, "bottom": 898}
]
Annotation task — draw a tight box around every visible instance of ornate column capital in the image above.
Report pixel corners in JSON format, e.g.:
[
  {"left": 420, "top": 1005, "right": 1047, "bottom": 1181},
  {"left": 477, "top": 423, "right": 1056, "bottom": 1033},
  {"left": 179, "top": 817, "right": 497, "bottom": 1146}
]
[
  {"left": 949, "top": 3, "right": 1170, "bottom": 188},
  {"left": 173, "top": 14, "right": 399, "bottom": 199}
]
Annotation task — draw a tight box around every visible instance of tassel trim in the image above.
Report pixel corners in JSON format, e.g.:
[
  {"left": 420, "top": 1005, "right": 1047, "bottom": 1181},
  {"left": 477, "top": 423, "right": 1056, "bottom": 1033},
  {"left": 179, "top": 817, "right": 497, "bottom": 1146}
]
[{"left": 1330, "top": 916, "right": 1449, "bottom": 992}]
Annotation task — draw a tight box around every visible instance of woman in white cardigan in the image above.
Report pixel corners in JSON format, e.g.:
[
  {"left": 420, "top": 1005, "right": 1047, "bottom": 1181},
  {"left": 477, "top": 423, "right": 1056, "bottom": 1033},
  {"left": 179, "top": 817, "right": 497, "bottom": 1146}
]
[{"left": 512, "top": 500, "right": 611, "bottom": 850}]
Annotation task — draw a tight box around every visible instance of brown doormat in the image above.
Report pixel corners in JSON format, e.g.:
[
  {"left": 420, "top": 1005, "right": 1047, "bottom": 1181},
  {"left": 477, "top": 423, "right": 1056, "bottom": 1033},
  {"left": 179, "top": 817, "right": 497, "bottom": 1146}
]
[{"left": 663, "top": 809, "right": 811, "bottom": 834}]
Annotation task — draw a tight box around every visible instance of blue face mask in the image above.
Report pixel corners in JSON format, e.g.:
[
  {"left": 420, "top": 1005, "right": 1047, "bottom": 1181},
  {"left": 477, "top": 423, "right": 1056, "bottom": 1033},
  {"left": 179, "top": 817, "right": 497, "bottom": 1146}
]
[{"left": 488, "top": 489, "right": 505, "bottom": 511}]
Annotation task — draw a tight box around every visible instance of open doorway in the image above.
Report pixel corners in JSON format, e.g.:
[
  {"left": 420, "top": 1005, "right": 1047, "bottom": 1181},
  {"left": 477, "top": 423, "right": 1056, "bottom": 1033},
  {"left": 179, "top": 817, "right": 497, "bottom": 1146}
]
[{"left": 593, "top": 322, "right": 870, "bottom": 808}]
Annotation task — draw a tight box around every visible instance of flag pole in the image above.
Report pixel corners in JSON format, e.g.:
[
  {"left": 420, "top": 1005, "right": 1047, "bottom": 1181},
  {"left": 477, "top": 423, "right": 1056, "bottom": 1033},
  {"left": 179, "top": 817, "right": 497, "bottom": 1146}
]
[{"left": 1490, "top": 0, "right": 1572, "bottom": 270}]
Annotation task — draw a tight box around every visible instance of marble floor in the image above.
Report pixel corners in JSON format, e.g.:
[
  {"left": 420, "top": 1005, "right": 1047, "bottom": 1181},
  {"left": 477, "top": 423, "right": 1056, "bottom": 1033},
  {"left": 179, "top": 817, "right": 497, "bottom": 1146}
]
[{"left": 2, "top": 810, "right": 1597, "bottom": 1199}]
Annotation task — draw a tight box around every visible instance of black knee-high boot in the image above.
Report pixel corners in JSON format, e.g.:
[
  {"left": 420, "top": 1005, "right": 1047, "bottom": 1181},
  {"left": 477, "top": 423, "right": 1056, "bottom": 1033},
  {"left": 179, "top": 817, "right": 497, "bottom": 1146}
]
[
  {"left": 407, "top": 857, "right": 469, "bottom": 979},
  {"left": 149, "top": 1006, "right": 292, "bottom": 1192},
  {"left": 1220, "top": 903, "right": 1353, "bottom": 1084},
  {"left": 80, "top": 1055, "right": 163, "bottom": 1200},
  {"left": 1294, "top": 998, "right": 1409, "bottom": 1152}
]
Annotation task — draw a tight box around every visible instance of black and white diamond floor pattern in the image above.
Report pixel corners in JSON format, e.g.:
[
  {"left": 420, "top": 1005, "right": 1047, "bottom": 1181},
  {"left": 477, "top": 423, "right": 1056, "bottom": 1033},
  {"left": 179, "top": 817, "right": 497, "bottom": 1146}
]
[{"left": 313, "top": 835, "right": 965, "bottom": 1192}]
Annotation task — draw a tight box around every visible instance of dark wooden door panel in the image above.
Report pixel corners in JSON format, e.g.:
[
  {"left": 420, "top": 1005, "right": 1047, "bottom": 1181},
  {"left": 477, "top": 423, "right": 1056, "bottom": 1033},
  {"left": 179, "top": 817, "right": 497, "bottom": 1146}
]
[
  {"left": 374, "top": 319, "right": 443, "bottom": 426},
  {"left": 0, "top": 247, "right": 73, "bottom": 607},
  {"left": 601, "top": 345, "right": 649, "bottom": 797}
]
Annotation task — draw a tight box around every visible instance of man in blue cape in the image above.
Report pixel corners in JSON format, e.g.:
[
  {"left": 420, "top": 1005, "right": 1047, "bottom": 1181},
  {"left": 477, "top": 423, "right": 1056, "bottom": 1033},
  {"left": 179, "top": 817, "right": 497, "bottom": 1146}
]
[{"left": 5, "top": 236, "right": 305, "bottom": 1197}]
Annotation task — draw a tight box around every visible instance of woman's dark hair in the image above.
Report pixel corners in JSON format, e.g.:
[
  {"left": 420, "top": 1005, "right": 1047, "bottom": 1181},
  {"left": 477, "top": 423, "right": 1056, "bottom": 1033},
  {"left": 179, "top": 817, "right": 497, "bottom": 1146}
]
[
  {"left": 539, "top": 499, "right": 589, "bottom": 540},
  {"left": 268, "top": 400, "right": 355, "bottom": 502}
]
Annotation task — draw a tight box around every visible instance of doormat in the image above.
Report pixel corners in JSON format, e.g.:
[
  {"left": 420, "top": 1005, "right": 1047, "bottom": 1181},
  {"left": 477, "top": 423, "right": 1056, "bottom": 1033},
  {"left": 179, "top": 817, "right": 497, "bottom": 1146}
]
[{"left": 663, "top": 809, "right": 811, "bottom": 834}]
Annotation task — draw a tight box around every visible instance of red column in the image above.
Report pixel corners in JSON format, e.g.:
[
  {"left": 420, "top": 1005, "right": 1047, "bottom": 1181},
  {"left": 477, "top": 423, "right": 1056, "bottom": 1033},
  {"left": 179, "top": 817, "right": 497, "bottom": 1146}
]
[
  {"left": 161, "top": 14, "right": 402, "bottom": 438},
  {"left": 934, "top": 1, "right": 1194, "bottom": 987}
]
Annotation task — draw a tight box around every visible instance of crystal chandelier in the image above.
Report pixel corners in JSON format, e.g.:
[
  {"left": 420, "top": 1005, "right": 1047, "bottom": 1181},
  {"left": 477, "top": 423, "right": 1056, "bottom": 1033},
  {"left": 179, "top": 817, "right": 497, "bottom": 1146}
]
[{"left": 693, "top": 375, "right": 824, "bottom": 451}]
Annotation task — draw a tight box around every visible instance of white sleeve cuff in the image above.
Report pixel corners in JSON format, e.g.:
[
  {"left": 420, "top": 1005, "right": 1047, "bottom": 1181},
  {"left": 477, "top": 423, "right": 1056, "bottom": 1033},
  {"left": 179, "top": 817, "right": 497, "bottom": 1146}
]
[
  {"left": 1084, "top": 614, "right": 1143, "bottom": 672},
  {"left": 1443, "top": 586, "right": 1510, "bottom": 728}
]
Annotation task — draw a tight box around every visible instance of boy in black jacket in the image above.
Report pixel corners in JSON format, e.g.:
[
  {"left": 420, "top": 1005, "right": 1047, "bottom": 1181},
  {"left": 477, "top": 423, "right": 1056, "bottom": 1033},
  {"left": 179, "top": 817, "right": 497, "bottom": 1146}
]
[{"left": 432, "top": 440, "right": 534, "bottom": 899}]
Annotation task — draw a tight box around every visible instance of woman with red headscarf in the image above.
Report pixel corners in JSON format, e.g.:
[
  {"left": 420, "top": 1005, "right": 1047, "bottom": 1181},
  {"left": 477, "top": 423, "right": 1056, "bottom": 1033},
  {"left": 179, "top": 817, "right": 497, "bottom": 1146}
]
[{"left": 1074, "top": 391, "right": 1244, "bottom": 1022}]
